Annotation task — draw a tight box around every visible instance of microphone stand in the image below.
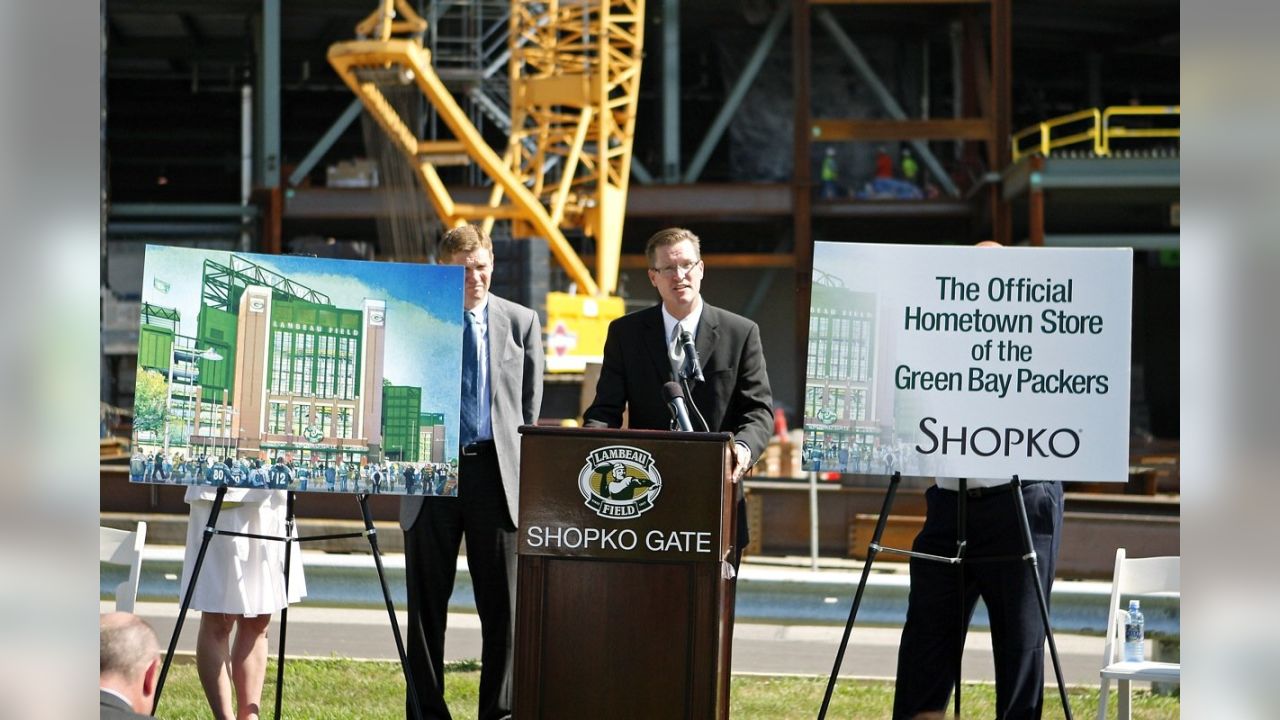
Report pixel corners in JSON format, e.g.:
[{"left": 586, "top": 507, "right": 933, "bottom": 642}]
[
  {"left": 662, "top": 381, "right": 695, "bottom": 432},
  {"left": 677, "top": 346, "right": 710, "bottom": 432}
]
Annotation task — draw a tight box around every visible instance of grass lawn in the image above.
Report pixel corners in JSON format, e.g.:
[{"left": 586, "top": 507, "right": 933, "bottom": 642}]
[{"left": 153, "top": 658, "right": 1179, "bottom": 719}]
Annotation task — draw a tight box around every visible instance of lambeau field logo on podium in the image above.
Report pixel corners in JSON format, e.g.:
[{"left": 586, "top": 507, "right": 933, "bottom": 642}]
[{"left": 577, "top": 445, "right": 663, "bottom": 519}]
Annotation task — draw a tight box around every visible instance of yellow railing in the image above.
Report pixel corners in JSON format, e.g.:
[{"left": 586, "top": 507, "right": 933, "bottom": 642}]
[{"left": 1011, "top": 105, "right": 1180, "bottom": 161}]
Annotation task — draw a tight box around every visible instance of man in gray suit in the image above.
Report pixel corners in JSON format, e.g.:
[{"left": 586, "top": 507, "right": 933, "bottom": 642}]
[
  {"left": 401, "top": 224, "right": 544, "bottom": 720},
  {"left": 100, "top": 612, "right": 160, "bottom": 719}
]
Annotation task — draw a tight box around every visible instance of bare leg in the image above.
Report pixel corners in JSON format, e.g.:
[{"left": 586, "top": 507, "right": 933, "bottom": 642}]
[
  {"left": 196, "top": 612, "right": 238, "bottom": 720},
  {"left": 230, "top": 614, "right": 274, "bottom": 720}
]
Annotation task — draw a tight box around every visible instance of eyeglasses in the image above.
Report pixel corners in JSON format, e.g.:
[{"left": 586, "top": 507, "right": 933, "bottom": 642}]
[{"left": 651, "top": 260, "right": 702, "bottom": 278}]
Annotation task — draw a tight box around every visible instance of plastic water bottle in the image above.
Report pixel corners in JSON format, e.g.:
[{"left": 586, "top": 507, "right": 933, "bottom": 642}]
[{"left": 1123, "top": 599, "right": 1145, "bottom": 662}]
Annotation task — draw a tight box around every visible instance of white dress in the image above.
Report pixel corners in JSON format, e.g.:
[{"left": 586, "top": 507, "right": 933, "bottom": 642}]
[{"left": 179, "top": 486, "right": 306, "bottom": 617}]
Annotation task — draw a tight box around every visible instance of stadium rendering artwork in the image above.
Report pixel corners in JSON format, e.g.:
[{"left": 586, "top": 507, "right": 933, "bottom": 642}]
[{"left": 128, "top": 245, "right": 464, "bottom": 496}]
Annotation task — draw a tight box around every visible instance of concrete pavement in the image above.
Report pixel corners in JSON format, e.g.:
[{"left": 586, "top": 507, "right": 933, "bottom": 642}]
[
  {"left": 114, "top": 600, "right": 1111, "bottom": 686},
  {"left": 104, "top": 545, "right": 1184, "bottom": 690}
]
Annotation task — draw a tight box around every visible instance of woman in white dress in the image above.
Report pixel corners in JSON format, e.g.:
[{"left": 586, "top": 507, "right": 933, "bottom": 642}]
[{"left": 179, "top": 457, "right": 305, "bottom": 720}]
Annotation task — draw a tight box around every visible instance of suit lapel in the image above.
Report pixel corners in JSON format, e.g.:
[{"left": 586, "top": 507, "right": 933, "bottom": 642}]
[
  {"left": 695, "top": 304, "right": 719, "bottom": 377},
  {"left": 687, "top": 305, "right": 721, "bottom": 426},
  {"left": 486, "top": 296, "right": 510, "bottom": 406},
  {"left": 641, "top": 306, "right": 672, "bottom": 384}
]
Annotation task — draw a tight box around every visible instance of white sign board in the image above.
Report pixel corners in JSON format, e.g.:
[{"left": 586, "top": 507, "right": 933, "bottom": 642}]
[{"left": 802, "top": 242, "right": 1132, "bottom": 483}]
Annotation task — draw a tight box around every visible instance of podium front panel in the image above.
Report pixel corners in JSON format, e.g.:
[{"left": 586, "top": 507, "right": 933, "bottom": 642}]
[
  {"left": 515, "top": 427, "right": 735, "bottom": 719},
  {"left": 518, "top": 428, "right": 732, "bottom": 563}
]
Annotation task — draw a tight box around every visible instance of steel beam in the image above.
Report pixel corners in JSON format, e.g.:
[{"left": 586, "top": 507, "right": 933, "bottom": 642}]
[
  {"left": 288, "top": 99, "right": 365, "bottom": 188},
  {"left": 111, "top": 203, "right": 259, "bottom": 218},
  {"left": 107, "top": 222, "right": 245, "bottom": 236},
  {"left": 811, "top": 118, "right": 989, "bottom": 141},
  {"left": 1044, "top": 234, "right": 1179, "bottom": 250},
  {"left": 283, "top": 184, "right": 974, "bottom": 220},
  {"left": 683, "top": 1, "right": 789, "bottom": 183},
  {"left": 1002, "top": 157, "right": 1181, "bottom": 199},
  {"left": 631, "top": 158, "right": 655, "bottom": 184}
]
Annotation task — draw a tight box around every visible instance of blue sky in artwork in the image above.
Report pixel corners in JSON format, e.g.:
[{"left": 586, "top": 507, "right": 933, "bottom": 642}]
[{"left": 141, "top": 245, "right": 465, "bottom": 453}]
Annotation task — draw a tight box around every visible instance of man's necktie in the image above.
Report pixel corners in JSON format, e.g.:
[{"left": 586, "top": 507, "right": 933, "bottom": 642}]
[
  {"left": 668, "top": 323, "right": 683, "bottom": 382},
  {"left": 461, "top": 310, "right": 479, "bottom": 447}
]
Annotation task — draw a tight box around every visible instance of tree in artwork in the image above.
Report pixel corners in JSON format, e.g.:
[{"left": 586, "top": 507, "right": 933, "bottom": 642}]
[{"left": 133, "top": 369, "right": 169, "bottom": 438}]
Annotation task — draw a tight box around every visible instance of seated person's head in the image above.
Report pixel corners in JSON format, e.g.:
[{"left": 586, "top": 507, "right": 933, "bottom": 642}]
[{"left": 100, "top": 612, "right": 161, "bottom": 714}]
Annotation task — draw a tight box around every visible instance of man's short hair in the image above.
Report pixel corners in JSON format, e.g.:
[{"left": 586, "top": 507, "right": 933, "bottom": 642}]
[
  {"left": 100, "top": 612, "right": 160, "bottom": 680},
  {"left": 439, "top": 224, "right": 493, "bottom": 260},
  {"left": 644, "top": 227, "right": 701, "bottom": 268}
]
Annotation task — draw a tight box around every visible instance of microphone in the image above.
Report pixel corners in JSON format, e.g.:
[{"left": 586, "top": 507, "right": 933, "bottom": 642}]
[
  {"left": 677, "top": 330, "right": 704, "bottom": 382},
  {"left": 662, "top": 381, "right": 694, "bottom": 432}
]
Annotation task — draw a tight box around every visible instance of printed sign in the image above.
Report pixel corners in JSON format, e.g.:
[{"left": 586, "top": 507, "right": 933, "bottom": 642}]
[
  {"left": 519, "top": 432, "right": 728, "bottom": 561},
  {"left": 127, "top": 245, "right": 464, "bottom": 496},
  {"left": 802, "top": 242, "right": 1132, "bottom": 482}
]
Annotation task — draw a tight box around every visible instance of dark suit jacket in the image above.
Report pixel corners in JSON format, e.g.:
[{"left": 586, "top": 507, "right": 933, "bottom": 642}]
[
  {"left": 100, "top": 689, "right": 150, "bottom": 719},
  {"left": 400, "top": 294, "right": 544, "bottom": 529},
  {"left": 583, "top": 303, "right": 773, "bottom": 462}
]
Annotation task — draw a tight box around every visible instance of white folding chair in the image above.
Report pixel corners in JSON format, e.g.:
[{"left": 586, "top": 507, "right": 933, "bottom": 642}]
[
  {"left": 1097, "top": 548, "right": 1180, "bottom": 720},
  {"left": 100, "top": 521, "right": 148, "bottom": 613}
]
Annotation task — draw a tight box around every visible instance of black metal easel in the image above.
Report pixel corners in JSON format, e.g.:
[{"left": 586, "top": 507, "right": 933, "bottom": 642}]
[
  {"left": 152, "top": 488, "right": 424, "bottom": 720},
  {"left": 815, "top": 473, "right": 1073, "bottom": 720}
]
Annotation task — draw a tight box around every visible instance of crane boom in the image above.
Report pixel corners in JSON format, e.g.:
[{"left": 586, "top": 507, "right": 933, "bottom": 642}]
[{"left": 327, "top": 0, "right": 646, "bottom": 298}]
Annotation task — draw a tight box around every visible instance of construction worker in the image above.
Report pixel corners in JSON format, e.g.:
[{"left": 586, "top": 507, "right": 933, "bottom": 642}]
[
  {"left": 820, "top": 147, "right": 841, "bottom": 198},
  {"left": 901, "top": 147, "right": 919, "bottom": 185}
]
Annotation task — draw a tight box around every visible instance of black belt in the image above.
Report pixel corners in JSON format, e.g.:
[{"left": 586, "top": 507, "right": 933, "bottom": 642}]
[
  {"left": 461, "top": 439, "right": 496, "bottom": 457},
  {"left": 949, "top": 480, "right": 1044, "bottom": 499}
]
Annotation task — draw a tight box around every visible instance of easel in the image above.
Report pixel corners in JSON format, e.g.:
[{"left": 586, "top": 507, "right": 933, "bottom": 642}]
[
  {"left": 150, "top": 486, "right": 424, "bottom": 720},
  {"left": 816, "top": 473, "right": 1072, "bottom": 720}
]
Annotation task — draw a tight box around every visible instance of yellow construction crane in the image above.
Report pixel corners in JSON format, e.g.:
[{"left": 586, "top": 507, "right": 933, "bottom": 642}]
[{"left": 329, "top": 0, "right": 644, "bottom": 369}]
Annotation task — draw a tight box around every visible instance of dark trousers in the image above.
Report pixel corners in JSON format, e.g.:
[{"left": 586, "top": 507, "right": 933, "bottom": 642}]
[
  {"left": 892, "top": 481, "right": 1063, "bottom": 720},
  {"left": 404, "top": 446, "right": 517, "bottom": 720}
]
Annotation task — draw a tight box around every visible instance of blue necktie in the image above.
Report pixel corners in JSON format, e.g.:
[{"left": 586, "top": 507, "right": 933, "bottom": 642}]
[{"left": 461, "top": 310, "right": 479, "bottom": 447}]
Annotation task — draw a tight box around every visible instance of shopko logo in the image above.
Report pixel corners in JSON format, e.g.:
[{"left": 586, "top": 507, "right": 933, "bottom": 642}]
[
  {"left": 916, "top": 417, "right": 1080, "bottom": 458},
  {"left": 577, "top": 445, "right": 663, "bottom": 519}
]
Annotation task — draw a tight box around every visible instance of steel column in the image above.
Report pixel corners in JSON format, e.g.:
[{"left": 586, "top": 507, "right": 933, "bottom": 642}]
[
  {"left": 792, "top": 0, "right": 813, "bottom": 413},
  {"left": 1029, "top": 155, "right": 1045, "bottom": 246},
  {"left": 256, "top": 0, "right": 281, "bottom": 189},
  {"left": 989, "top": 0, "right": 1012, "bottom": 245},
  {"left": 662, "top": 0, "right": 681, "bottom": 182}
]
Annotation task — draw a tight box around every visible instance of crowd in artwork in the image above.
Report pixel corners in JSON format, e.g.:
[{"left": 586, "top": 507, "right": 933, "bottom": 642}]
[{"left": 128, "top": 449, "right": 455, "bottom": 495}]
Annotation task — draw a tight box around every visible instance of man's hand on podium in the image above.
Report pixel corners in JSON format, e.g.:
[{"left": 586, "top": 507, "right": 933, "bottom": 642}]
[{"left": 731, "top": 442, "right": 752, "bottom": 483}]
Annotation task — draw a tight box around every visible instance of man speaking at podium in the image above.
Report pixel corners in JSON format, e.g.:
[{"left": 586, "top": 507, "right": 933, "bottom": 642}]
[{"left": 583, "top": 227, "right": 774, "bottom": 564}]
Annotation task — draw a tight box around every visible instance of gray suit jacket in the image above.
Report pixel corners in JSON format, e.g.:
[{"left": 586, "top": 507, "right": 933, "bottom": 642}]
[
  {"left": 100, "top": 690, "right": 150, "bottom": 719},
  {"left": 400, "top": 294, "right": 544, "bottom": 528}
]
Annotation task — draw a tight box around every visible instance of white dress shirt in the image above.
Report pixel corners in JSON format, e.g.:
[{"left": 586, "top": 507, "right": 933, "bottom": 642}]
[
  {"left": 661, "top": 299, "right": 704, "bottom": 381},
  {"left": 936, "top": 476, "right": 1009, "bottom": 490},
  {"left": 660, "top": 298, "right": 752, "bottom": 464}
]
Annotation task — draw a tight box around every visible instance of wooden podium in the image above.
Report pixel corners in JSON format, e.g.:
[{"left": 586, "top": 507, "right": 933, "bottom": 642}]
[{"left": 514, "top": 426, "right": 738, "bottom": 719}]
